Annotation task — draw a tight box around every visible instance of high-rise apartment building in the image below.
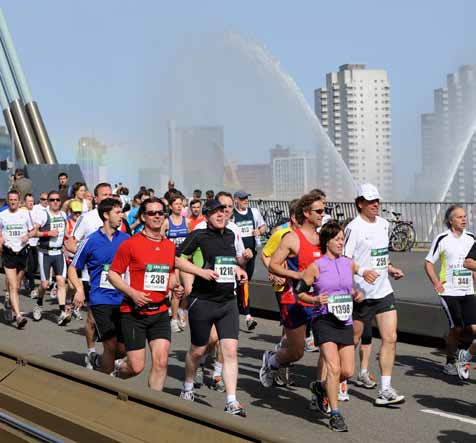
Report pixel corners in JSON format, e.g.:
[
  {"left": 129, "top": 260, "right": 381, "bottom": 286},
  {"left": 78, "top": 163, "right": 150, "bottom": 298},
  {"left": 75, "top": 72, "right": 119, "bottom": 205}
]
[
  {"left": 416, "top": 65, "right": 476, "bottom": 201},
  {"left": 76, "top": 137, "right": 108, "bottom": 190},
  {"left": 315, "top": 64, "right": 393, "bottom": 198},
  {"left": 168, "top": 121, "right": 224, "bottom": 196}
]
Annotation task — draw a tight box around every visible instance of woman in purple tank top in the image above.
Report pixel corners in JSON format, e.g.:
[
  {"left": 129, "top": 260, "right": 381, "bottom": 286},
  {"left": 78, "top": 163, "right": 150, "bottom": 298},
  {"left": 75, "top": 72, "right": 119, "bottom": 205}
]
[{"left": 296, "top": 221, "right": 364, "bottom": 432}]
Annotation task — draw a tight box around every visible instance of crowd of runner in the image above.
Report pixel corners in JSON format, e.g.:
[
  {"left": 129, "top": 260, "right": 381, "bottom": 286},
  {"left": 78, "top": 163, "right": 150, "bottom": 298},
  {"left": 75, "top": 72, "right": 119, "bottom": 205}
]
[{"left": 1, "top": 172, "right": 475, "bottom": 432}]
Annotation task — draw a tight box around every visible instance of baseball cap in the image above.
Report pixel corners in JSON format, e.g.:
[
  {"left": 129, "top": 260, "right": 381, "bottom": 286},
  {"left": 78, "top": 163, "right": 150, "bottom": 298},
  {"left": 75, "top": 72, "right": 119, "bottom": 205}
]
[
  {"left": 202, "top": 199, "right": 226, "bottom": 215},
  {"left": 70, "top": 201, "right": 82, "bottom": 213},
  {"left": 356, "top": 183, "right": 381, "bottom": 201},
  {"left": 233, "top": 190, "right": 250, "bottom": 199}
]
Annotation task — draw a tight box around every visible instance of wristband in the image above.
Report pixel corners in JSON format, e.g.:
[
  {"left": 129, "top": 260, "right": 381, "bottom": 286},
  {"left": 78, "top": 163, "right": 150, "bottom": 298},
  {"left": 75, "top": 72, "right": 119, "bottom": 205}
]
[
  {"left": 295, "top": 279, "right": 311, "bottom": 294},
  {"left": 357, "top": 267, "right": 366, "bottom": 277},
  {"left": 42, "top": 231, "right": 49, "bottom": 238}
]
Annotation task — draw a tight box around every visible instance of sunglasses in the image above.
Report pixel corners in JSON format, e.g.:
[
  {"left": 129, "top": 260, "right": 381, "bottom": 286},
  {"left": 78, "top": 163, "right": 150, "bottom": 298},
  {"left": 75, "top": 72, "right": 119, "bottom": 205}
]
[
  {"left": 40, "top": 198, "right": 47, "bottom": 201},
  {"left": 145, "top": 210, "right": 165, "bottom": 217},
  {"left": 310, "top": 208, "right": 325, "bottom": 215},
  {"left": 49, "top": 198, "right": 61, "bottom": 202}
]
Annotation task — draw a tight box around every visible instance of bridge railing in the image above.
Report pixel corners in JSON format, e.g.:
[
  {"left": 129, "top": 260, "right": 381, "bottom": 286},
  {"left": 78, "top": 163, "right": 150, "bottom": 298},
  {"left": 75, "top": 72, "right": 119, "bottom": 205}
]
[{"left": 248, "top": 200, "right": 476, "bottom": 246}]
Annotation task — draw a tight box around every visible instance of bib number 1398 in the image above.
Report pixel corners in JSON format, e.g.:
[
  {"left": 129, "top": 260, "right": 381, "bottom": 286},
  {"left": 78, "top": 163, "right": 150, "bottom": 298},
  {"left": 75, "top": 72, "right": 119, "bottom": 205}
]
[{"left": 144, "top": 264, "right": 170, "bottom": 291}]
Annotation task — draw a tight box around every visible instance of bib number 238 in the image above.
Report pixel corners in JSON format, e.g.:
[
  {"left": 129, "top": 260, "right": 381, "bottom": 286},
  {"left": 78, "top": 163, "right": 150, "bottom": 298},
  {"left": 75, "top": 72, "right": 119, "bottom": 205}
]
[{"left": 144, "top": 264, "right": 169, "bottom": 291}]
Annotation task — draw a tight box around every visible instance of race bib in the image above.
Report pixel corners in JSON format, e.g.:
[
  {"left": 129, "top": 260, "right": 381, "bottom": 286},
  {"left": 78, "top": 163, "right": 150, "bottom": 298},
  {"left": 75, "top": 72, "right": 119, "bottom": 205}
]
[
  {"left": 327, "top": 293, "right": 353, "bottom": 321},
  {"left": 5, "top": 224, "right": 26, "bottom": 238},
  {"left": 452, "top": 269, "right": 473, "bottom": 290},
  {"left": 143, "top": 264, "right": 169, "bottom": 291},
  {"left": 100, "top": 264, "right": 114, "bottom": 289},
  {"left": 50, "top": 217, "right": 65, "bottom": 234},
  {"left": 172, "top": 237, "right": 185, "bottom": 246},
  {"left": 371, "top": 248, "right": 388, "bottom": 272},
  {"left": 236, "top": 220, "right": 254, "bottom": 238},
  {"left": 214, "top": 256, "right": 236, "bottom": 283}
]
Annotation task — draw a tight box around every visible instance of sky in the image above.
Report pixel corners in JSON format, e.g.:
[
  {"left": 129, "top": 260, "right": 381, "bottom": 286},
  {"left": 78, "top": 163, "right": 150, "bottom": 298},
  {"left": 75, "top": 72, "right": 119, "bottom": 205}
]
[{"left": 2, "top": 0, "right": 476, "bottom": 198}]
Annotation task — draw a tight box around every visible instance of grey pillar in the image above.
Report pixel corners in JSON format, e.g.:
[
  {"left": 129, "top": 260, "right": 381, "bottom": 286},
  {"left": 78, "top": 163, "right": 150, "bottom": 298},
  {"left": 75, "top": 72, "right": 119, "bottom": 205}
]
[{"left": 0, "top": 9, "right": 57, "bottom": 164}]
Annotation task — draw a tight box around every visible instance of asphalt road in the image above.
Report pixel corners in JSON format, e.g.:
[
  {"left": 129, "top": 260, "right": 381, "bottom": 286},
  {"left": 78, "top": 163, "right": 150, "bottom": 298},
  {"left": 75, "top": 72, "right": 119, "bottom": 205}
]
[{"left": 1, "top": 289, "right": 476, "bottom": 443}]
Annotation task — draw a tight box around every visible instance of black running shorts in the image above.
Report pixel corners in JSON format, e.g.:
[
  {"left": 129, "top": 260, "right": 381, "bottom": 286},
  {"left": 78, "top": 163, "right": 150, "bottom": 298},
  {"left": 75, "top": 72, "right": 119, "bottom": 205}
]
[
  {"left": 2, "top": 247, "right": 28, "bottom": 270},
  {"left": 353, "top": 293, "right": 397, "bottom": 323},
  {"left": 90, "top": 304, "right": 123, "bottom": 342},
  {"left": 188, "top": 297, "right": 239, "bottom": 347},
  {"left": 440, "top": 295, "right": 476, "bottom": 329}
]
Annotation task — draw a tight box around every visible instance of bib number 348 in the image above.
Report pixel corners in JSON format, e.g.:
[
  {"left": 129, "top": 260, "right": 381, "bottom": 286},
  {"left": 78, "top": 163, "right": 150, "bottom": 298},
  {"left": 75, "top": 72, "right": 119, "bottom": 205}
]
[{"left": 144, "top": 264, "right": 170, "bottom": 291}]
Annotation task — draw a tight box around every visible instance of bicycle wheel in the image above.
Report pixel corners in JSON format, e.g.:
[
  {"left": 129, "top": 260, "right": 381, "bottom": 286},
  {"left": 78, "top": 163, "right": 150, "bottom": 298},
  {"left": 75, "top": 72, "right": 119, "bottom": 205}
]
[
  {"left": 389, "top": 231, "right": 408, "bottom": 252},
  {"left": 393, "top": 223, "right": 416, "bottom": 251}
]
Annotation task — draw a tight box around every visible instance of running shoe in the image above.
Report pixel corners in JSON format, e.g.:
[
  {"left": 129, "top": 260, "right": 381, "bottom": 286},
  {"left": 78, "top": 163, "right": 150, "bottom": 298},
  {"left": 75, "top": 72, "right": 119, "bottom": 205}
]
[
  {"left": 443, "top": 362, "right": 458, "bottom": 376},
  {"left": 374, "top": 387, "right": 405, "bottom": 406},
  {"left": 309, "top": 381, "right": 330, "bottom": 416},
  {"left": 329, "top": 413, "right": 348, "bottom": 432},
  {"left": 456, "top": 350, "right": 471, "bottom": 380},
  {"left": 85, "top": 351, "right": 100, "bottom": 370},
  {"left": 57, "top": 311, "right": 72, "bottom": 326},
  {"left": 194, "top": 365, "right": 204, "bottom": 388},
  {"left": 338, "top": 381, "right": 350, "bottom": 401},
  {"left": 224, "top": 401, "right": 246, "bottom": 417},
  {"left": 71, "top": 308, "right": 83, "bottom": 320},
  {"left": 180, "top": 390, "right": 195, "bottom": 401},
  {"left": 32, "top": 304, "right": 42, "bottom": 321},
  {"left": 170, "top": 319, "right": 182, "bottom": 333},
  {"left": 259, "top": 351, "right": 277, "bottom": 388},
  {"left": 305, "top": 334, "right": 319, "bottom": 352},
  {"left": 355, "top": 370, "right": 377, "bottom": 388},
  {"left": 29, "top": 289, "right": 39, "bottom": 299},
  {"left": 210, "top": 376, "right": 226, "bottom": 392},
  {"left": 177, "top": 308, "right": 187, "bottom": 330},
  {"left": 246, "top": 317, "right": 258, "bottom": 331},
  {"left": 4, "top": 298, "right": 13, "bottom": 322},
  {"left": 16, "top": 315, "right": 27, "bottom": 329}
]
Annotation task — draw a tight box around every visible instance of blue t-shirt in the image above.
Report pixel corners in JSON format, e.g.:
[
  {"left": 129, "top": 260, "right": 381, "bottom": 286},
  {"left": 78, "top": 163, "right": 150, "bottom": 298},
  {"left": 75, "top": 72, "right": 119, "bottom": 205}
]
[
  {"left": 72, "top": 228, "right": 129, "bottom": 305},
  {"left": 127, "top": 207, "right": 143, "bottom": 234}
]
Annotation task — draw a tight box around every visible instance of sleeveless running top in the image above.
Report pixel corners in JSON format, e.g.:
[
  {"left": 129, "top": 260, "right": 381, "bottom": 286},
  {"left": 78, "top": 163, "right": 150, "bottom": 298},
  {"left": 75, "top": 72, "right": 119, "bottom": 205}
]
[
  {"left": 167, "top": 215, "right": 188, "bottom": 246},
  {"left": 280, "top": 228, "right": 321, "bottom": 306},
  {"left": 311, "top": 255, "right": 353, "bottom": 325}
]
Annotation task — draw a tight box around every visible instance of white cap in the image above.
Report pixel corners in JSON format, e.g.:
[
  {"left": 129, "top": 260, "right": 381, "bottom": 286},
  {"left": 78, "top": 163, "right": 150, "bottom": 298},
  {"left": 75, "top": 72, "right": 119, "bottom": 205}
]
[{"left": 356, "top": 183, "right": 381, "bottom": 201}]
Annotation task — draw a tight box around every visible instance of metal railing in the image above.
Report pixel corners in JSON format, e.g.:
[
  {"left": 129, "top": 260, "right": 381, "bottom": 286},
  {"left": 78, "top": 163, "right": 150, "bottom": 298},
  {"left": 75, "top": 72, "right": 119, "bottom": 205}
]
[{"left": 248, "top": 200, "right": 476, "bottom": 246}]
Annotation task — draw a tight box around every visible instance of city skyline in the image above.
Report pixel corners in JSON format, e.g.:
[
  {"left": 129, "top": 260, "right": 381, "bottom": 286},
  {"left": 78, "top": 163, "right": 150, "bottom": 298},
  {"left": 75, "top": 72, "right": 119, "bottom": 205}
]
[{"left": 1, "top": 1, "right": 475, "bottom": 199}]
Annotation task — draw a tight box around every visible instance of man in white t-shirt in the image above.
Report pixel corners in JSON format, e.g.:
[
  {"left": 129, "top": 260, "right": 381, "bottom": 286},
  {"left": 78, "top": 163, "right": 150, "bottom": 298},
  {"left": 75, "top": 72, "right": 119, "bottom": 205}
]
[
  {"left": 0, "top": 190, "right": 34, "bottom": 329},
  {"left": 344, "top": 184, "right": 405, "bottom": 406},
  {"left": 425, "top": 205, "right": 476, "bottom": 379}
]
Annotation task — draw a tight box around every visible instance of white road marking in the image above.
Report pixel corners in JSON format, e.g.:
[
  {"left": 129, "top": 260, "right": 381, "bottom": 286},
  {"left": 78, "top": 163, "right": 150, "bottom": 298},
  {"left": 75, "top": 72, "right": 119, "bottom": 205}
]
[
  {"left": 421, "top": 409, "right": 476, "bottom": 426},
  {"left": 239, "top": 363, "right": 260, "bottom": 374}
]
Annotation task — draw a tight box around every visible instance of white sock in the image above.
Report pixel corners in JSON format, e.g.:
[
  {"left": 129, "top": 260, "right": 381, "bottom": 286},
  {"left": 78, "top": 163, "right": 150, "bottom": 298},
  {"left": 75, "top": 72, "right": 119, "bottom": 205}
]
[
  {"left": 380, "top": 375, "right": 391, "bottom": 391},
  {"left": 183, "top": 381, "right": 194, "bottom": 392},
  {"left": 269, "top": 353, "right": 279, "bottom": 369},
  {"left": 226, "top": 394, "right": 236, "bottom": 404},
  {"left": 88, "top": 348, "right": 96, "bottom": 355},
  {"left": 246, "top": 314, "right": 252, "bottom": 321},
  {"left": 360, "top": 368, "right": 368, "bottom": 377},
  {"left": 213, "top": 361, "right": 223, "bottom": 378}
]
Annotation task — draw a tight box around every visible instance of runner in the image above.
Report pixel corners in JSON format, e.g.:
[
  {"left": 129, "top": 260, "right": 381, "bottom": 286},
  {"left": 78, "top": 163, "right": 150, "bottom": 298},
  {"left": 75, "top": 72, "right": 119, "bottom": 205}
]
[
  {"left": 22, "top": 193, "right": 41, "bottom": 299},
  {"left": 0, "top": 190, "right": 34, "bottom": 328},
  {"left": 260, "top": 192, "right": 323, "bottom": 387},
  {"left": 424, "top": 205, "right": 476, "bottom": 378},
  {"left": 297, "top": 221, "right": 364, "bottom": 432},
  {"left": 260, "top": 199, "right": 298, "bottom": 386},
  {"left": 33, "top": 190, "right": 70, "bottom": 325},
  {"left": 161, "top": 192, "right": 189, "bottom": 333},
  {"left": 68, "top": 198, "right": 131, "bottom": 374},
  {"left": 62, "top": 181, "right": 92, "bottom": 214},
  {"left": 108, "top": 197, "right": 184, "bottom": 390},
  {"left": 187, "top": 199, "right": 205, "bottom": 231},
  {"left": 176, "top": 199, "right": 248, "bottom": 417},
  {"left": 233, "top": 190, "right": 266, "bottom": 330},
  {"left": 344, "top": 183, "right": 405, "bottom": 406},
  {"left": 66, "top": 182, "right": 113, "bottom": 369}
]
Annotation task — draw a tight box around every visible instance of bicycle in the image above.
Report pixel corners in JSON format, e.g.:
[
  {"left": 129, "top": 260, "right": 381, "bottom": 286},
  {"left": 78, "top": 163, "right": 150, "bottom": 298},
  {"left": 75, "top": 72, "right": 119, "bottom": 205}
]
[
  {"left": 256, "top": 200, "right": 287, "bottom": 240},
  {"left": 382, "top": 209, "right": 416, "bottom": 252},
  {"left": 326, "top": 203, "right": 354, "bottom": 229}
]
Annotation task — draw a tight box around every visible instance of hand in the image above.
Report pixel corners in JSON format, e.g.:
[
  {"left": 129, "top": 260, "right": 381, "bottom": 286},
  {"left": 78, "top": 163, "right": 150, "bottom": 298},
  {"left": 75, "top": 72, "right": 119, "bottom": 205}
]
[
  {"left": 243, "top": 248, "right": 253, "bottom": 260},
  {"left": 20, "top": 234, "right": 29, "bottom": 243},
  {"left": 389, "top": 267, "right": 405, "bottom": 280},
  {"left": 236, "top": 267, "right": 248, "bottom": 284},
  {"left": 73, "top": 290, "right": 85, "bottom": 309},
  {"left": 49, "top": 229, "right": 59, "bottom": 238},
  {"left": 363, "top": 269, "right": 380, "bottom": 284},
  {"left": 433, "top": 281, "right": 445, "bottom": 294},
  {"left": 172, "top": 284, "right": 185, "bottom": 299},
  {"left": 269, "top": 273, "right": 286, "bottom": 286},
  {"left": 313, "top": 292, "right": 328, "bottom": 307},
  {"left": 252, "top": 229, "right": 261, "bottom": 237},
  {"left": 352, "top": 290, "right": 364, "bottom": 303},
  {"left": 131, "top": 289, "right": 152, "bottom": 307},
  {"left": 200, "top": 269, "right": 219, "bottom": 281}
]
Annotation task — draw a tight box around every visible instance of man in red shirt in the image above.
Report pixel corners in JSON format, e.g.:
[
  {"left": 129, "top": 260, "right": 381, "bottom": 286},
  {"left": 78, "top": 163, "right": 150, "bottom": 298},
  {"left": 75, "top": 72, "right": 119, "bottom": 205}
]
[{"left": 108, "top": 197, "right": 184, "bottom": 391}]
